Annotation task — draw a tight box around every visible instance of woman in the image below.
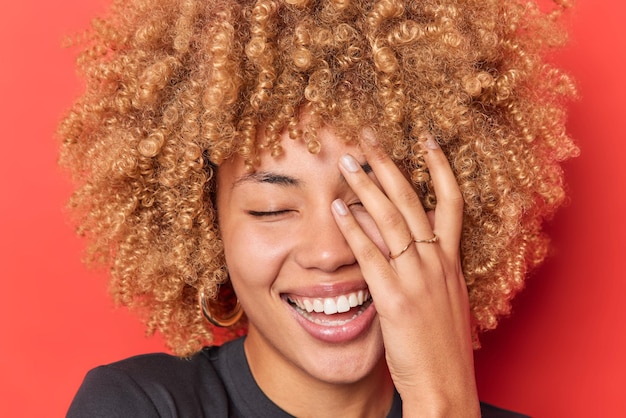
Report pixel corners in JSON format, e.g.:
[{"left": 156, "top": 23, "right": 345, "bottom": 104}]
[{"left": 60, "top": 0, "right": 578, "bottom": 416}]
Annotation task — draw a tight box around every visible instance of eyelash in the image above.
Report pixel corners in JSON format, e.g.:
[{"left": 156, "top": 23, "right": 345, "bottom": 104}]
[
  {"left": 248, "top": 210, "right": 291, "bottom": 217},
  {"left": 248, "top": 202, "right": 364, "bottom": 217}
]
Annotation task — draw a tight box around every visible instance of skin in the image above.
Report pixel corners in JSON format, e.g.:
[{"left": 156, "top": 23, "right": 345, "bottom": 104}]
[{"left": 216, "top": 122, "right": 479, "bottom": 417}]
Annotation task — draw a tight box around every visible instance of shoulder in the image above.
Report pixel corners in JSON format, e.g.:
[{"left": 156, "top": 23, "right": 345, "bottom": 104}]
[
  {"left": 480, "top": 402, "right": 530, "bottom": 418},
  {"left": 67, "top": 348, "right": 228, "bottom": 418}
]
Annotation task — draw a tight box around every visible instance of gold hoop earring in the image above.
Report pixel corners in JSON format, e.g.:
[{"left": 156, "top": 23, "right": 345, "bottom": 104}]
[{"left": 199, "top": 283, "right": 243, "bottom": 327}]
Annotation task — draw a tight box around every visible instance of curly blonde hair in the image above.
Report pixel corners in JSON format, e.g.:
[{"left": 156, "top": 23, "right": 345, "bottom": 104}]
[{"left": 58, "top": 0, "right": 578, "bottom": 356}]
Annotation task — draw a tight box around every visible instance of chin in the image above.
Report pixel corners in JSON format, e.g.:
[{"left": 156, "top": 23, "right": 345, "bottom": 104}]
[{"left": 294, "top": 326, "right": 387, "bottom": 386}]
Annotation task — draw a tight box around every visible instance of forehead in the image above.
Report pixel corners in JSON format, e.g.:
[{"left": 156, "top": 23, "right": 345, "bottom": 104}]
[{"left": 220, "top": 123, "right": 364, "bottom": 181}]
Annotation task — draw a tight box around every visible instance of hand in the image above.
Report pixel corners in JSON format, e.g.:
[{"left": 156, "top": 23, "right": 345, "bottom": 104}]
[{"left": 331, "top": 133, "right": 479, "bottom": 417}]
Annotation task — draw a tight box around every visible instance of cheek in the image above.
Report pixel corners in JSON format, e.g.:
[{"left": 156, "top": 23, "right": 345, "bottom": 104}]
[{"left": 222, "top": 223, "right": 293, "bottom": 290}]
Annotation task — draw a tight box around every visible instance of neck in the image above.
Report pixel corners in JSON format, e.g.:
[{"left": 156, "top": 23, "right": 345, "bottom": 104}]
[{"left": 244, "top": 330, "right": 395, "bottom": 418}]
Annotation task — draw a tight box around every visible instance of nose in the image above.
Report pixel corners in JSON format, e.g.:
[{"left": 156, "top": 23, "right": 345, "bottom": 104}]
[{"left": 294, "top": 206, "right": 356, "bottom": 273}]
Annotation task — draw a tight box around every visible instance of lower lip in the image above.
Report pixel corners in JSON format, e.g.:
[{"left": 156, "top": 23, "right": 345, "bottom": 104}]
[{"left": 286, "top": 299, "right": 377, "bottom": 343}]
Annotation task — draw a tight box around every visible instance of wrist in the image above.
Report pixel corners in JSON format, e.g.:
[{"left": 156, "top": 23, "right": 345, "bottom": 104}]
[{"left": 400, "top": 391, "right": 480, "bottom": 418}]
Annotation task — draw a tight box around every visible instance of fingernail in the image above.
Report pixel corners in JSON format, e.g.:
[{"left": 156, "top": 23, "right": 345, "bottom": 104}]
[
  {"left": 423, "top": 133, "right": 439, "bottom": 150},
  {"left": 340, "top": 154, "right": 360, "bottom": 173},
  {"left": 361, "top": 127, "right": 377, "bottom": 145},
  {"left": 332, "top": 199, "right": 348, "bottom": 216}
]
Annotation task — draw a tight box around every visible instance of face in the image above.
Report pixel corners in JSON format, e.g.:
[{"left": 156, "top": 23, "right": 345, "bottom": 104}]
[{"left": 216, "top": 123, "right": 391, "bottom": 392}]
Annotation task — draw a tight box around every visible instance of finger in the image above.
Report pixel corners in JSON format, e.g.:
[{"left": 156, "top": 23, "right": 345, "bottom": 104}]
[
  {"left": 357, "top": 137, "right": 435, "bottom": 254},
  {"left": 330, "top": 198, "right": 398, "bottom": 299},
  {"left": 420, "top": 135, "right": 464, "bottom": 256},
  {"left": 337, "top": 153, "right": 419, "bottom": 264}
]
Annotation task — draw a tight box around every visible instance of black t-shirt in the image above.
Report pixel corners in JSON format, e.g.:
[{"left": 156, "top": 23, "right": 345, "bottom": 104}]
[{"left": 67, "top": 337, "right": 527, "bottom": 417}]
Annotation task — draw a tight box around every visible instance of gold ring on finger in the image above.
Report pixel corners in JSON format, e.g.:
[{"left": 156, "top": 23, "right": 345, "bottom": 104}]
[
  {"left": 389, "top": 234, "right": 415, "bottom": 259},
  {"left": 414, "top": 234, "right": 439, "bottom": 244}
]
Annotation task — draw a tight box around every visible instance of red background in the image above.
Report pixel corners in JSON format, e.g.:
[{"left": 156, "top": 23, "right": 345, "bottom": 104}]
[{"left": 1, "top": 1, "right": 624, "bottom": 416}]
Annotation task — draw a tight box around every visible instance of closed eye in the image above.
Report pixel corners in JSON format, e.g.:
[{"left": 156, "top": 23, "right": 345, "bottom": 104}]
[
  {"left": 345, "top": 199, "right": 366, "bottom": 211},
  {"left": 247, "top": 210, "right": 292, "bottom": 217},
  {"left": 347, "top": 200, "right": 371, "bottom": 217}
]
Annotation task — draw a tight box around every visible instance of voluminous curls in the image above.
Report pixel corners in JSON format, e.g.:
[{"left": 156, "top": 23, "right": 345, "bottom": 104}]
[{"left": 58, "top": 0, "right": 578, "bottom": 356}]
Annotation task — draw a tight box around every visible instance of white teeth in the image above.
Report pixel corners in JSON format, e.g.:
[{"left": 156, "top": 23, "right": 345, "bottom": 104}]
[
  {"left": 337, "top": 296, "right": 350, "bottom": 313},
  {"left": 313, "top": 299, "right": 324, "bottom": 313},
  {"left": 303, "top": 299, "right": 314, "bottom": 312},
  {"left": 289, "top": 290, "right": 371, "bottom": 316},
  {"left": 324, "top": 298, "right": 338, "bottom": 315},
  {"left": 348, "top": 293, "right": 358, "bottom": 308}
]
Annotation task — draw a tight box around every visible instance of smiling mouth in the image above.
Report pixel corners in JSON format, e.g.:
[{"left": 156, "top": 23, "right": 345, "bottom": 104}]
[{"left": 285, "top": 290, "right": 373, "bottom": 326}]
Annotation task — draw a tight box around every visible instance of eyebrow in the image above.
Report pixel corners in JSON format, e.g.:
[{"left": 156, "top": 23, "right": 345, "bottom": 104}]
[
  {"left": 232, "top": 162, "right": 372, "bottom": 188},
  {"left": 233, "top": 172, "right": 300, "bottom": 188}
]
